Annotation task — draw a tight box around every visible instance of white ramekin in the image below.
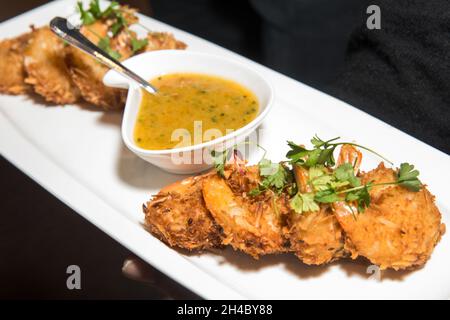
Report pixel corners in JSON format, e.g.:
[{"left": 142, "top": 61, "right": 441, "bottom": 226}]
[{"left": 103, "top": 50, "right": 273, "bottom": 174}]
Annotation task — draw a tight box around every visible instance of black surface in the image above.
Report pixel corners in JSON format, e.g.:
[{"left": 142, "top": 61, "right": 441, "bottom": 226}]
[
  {"left": 151, "top": 0, "right": 449, "bottom": 152},
  {"left": 0, "top": 156, "right": 199, "bottom": 299},
  {"left": 1, "top": 0, "right": 449, "bottom": 300}
]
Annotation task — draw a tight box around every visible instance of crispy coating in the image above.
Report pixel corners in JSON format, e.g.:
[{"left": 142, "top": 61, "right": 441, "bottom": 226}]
[
  {"left": 23, "top": 27, "right": 80, "bottom": 104},
  {"left": 202, "top": 166, "right": 288, "bottom": 258},
  {"left": 145, "top": 32, "right": 187, "bottom": 51},
  {"left": 0, "top": 32, "right": 30, "bottom": 94},
  {"left": 288, "top": 207, "right": 346, "bottom": 265},
  {"left": 65, "top": 24, "right": 187, "bottom": 110},
  {"left": 64, "top": 22, "right": 126, "bottom": 110},
  {"left": 142, "top": 146, "right": 444, "bottom": 270},
  {"left": 143, "top": 173, "right": 223, "bottom": 251},
  {"left": 287, "top": 164, "right": 345, "bottom": 265},
  {"left": 334, "top": 163, "right": 445, "bottom": 270},
  {"left": 65, "top": 47, "right": 126, "bottom": 109}
]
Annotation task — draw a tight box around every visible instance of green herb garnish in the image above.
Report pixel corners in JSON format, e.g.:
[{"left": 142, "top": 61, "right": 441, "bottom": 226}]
[
  {"left": 249, "top": 159, "right": 292, "bottom": 196},
  {"left": 131, "top": 37, "right": 149, "bottom": 54},
  {"left": 77, "top": 1, "right": 96, "bottom": 25},
  {"left": 397, "top": 162, "right": 421, "bottom": 191},
  {"left": 211, "top": 149, "right": 229, "bottom": 178},
  {"left": 98, "top": 37, "right": 121, "bottom": 60},
  {"left": 290, "top": 192, "right": 319, "bottom": 214},
  {"left": 287, "top": 135, "right": 393, "bottom": 167},
  {"left": 212, "top": 136, "right": 421, "bottom": 216}
]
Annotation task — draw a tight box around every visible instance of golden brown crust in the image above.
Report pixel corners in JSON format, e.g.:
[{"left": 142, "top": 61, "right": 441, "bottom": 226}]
[
  {"left": 0, "top": 33, "right": 30, "bottom": 95},
  {"left": 145, "top": 32, "right": 187, "bottom": 51},
  {"left": 144, "top": 174, "right": 223, "bottom": 251},
  {"left": 63, "top": 22, "right": 126, "bottom": 110},
  {"left": 202, "top": 167, "right": 288, "bottom": 258},
  {"left": 287, "top": 207, "right": 346, "bottom": 265},
  {"left": 23, "top": 26, "right": 80, "bottom": 104},
  {"left": 334, "top": 163, "right": 445, "bottom": 270},
  {"left": 287, "top": 164, "right": 346, "bottom": 265},
  {"left": 65, "top": 46, "right": 126, "bottom": 110}
]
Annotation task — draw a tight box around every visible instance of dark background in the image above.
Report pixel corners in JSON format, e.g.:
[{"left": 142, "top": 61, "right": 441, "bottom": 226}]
[{"left": 1, "top": 0, "right": 448, "bottom": 299}]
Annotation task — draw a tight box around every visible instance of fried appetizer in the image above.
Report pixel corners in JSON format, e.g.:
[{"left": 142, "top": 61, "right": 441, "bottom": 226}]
[
  {"left": 202, "top": 166, "right": 289, "bottom": 258},
  {"left": 0, "top": 33, "right": 30, "bottom": 94},
  {"left": 288, "top": 208, "right": 345, "bottom": 265},
  {"left": 287, "top": 161, "right": 345, "bottom": 265},
  {"left": 145, "top": 32, "right": 187, "bottom": 51},
  {"left": 64, "top": 20, "right": 127, "bottom": 110},
  {"left": 66, "top": 2, "right": 186, "bottom": 109},
  {"left": 143, "top": 174, "right": 223, "bottom": 251},
  {"left": 23, "top": 27, "right": 80, "bottom": 104},
  {"left": 143, "top": 136, "right": 444, "bottom": 272},
  {"left": 334, "top": 163, "right": 445, "bottom": 270}
]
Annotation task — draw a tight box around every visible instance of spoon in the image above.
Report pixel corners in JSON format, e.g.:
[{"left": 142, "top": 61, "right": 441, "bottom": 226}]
[{"left": 49, "top": 17, "right": 157, "bottom": 94}]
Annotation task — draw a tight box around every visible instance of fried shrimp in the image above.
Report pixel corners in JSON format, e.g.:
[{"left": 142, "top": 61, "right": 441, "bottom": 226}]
[
  {"left": 202, "top": 166, "right": 288, "bottom": 258},
  {"left": 142, "top": 136, "right": 444, "bottom": 272},
  {"left": 23, "top": 27, "right": 80, "bottom": 104},
  {"left": 65, "top": 26, "right": 187, "bottom": 110},
  {"left": 143, "top": 173, "right": 223, "bottom": 251},
  {"left": 287, "top": 164, "right": 345, "bottom": 265},
  {"left": 145, "top": 32, "right": 187, "bottom": 51},
  {"left": 65, "top": 22, "right": 126, "bottom": 110},
  {"left": 333, "top": 150, "right": 445, "bottom": 270},
  {"left": 0, "top": 32, "right": 30, "bottom": 94}
]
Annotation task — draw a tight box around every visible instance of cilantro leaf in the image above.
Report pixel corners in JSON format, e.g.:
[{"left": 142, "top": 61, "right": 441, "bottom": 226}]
[
  {"left": 249, "top": 159, "right": 292, "bottom": 196},
  {"left": 286, "top": 137, "right": 338, "bottom": 167},
  {"left": 290, "top": 193, "right": 320, "bottom": 214},
  {"left": 304, "top": 148, "right": 321, "bottom": 167},
  {"left": 308, "top": 166, "right": 333, "bottom": 191},
  {"left": 88, "top": 0, "right": 102, "bottom": 18},
  {"left": 131, "top": 37, "right": 149, "bottom": 54},
  {"left": 98, "top": 37, "right": 121, "bottom": 60},
  {"left": 259, "top": 159, "right": 289, "bottom": 190},
  {"left": 346, "top": 183, "right": 372, "bottom": 212},
  {"left": 211, "top": 149, "right": 228, "bottom": 177},
  {"left": 314, "top": 189, "right": 341, "bottom": 203},
  {"left": 311, "top": 135, "right": 325, "bottom": 147},
  {"left": 397, "top": 163, "right": 421, "bottom": 191},
  {"left": 334, "top": 163, "right": 361, "bottom": 187},
  {"left": 77, "top": 1, "right": 95, "bottom": 25},
  {"left": 317, "top": 147, "right": 336, "bottom": 166},
  {"left": 110, "top": 13, "right": 127, "bottom": 36},
  {"left": 286, "top": 141, "right": 309, "bottom": 164},
  {"left": 101, "top": 1, "right": 120, "bottom": 18}
]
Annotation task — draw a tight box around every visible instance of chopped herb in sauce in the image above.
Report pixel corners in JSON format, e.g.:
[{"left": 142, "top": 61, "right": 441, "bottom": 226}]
[{"left": 134, "top": 73, "right": 259, "bottom": 150}]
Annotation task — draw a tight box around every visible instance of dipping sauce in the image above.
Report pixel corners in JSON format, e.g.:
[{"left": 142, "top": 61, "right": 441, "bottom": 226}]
[{"left": 134, "top": 73, "right": 259, "bottom": 150}]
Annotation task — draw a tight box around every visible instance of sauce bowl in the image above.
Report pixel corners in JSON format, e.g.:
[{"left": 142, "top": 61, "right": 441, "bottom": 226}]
[{"left": 103, "top": 50, "right": 273, "bottom": 174}]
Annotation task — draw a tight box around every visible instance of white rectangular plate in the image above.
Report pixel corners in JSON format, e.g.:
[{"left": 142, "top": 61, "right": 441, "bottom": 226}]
[{"left": 1, "top": 0, "right": 449, "bottom": 299}]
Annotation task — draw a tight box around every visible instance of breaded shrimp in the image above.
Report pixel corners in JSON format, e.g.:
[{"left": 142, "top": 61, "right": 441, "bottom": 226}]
[
  {"left": 64, "top": 22, "right": 126, "bottom": 110},
  {"left": 333, "top": 152, "right": 445, "bottom": 270},
  {"left": 0, "top": 32, "right": 30, "bottom": 94},
  {"left": 202, "top": 166, "right": 288, "bottom": 258},
  {"left": 145, "top": 32, "right": 187, "bottom": 51},
  {"left": 143, "top": 173, "right": 223, "bottom": 251},
  {"left": 287, "top": 164, "right": 345, "bottom": 265},
  {"left": 23, "top": 26, "right": 80, "bottom": 104}
]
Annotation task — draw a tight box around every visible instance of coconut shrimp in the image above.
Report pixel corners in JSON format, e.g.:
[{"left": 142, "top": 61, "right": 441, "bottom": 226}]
[
  {"left": 0, "top": 32, "right": 30, "bottom": 95},
  {"left": 64, "top": 21, "right": 127, "bottom": 110},
  {"left": 143, "top": 173, "right": 223, "bottom": 251},
  {"left": 23, "top": 26, "right": 80, "bottom": 104},
  {"left": 332, "top": 145, "right": 445, "bottom": 270},
  {"left": 202, "top": 165, "right": 289, "bottom": 258},
  {"left": 287, "top": 162, "right": 346, "bottom": 265}
]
